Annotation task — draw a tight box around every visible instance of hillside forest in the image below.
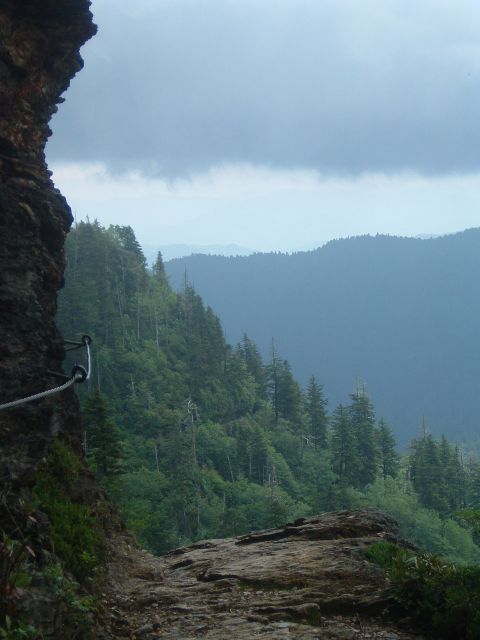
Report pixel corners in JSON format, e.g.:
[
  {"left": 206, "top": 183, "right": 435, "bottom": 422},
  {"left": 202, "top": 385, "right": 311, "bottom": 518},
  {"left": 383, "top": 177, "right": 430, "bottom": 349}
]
[
  {"left": 165, "top": 229, "right": 480, "bottom": 444},
  {"left": 56, "top": 221, "right": 480, "bottom": 563}
]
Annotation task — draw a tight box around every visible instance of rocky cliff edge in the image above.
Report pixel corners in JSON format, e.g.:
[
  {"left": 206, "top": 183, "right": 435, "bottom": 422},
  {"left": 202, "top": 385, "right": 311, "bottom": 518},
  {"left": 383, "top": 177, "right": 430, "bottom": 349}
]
[{"left": 103, "top": 509, "right": 423, "bottom": 639}]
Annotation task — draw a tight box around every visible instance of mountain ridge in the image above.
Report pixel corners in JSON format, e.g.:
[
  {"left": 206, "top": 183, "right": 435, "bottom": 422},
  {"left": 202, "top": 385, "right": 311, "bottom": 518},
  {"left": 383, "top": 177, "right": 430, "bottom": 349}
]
[{"left": 166, "top": 228, "right": 480, "bottom": 444}]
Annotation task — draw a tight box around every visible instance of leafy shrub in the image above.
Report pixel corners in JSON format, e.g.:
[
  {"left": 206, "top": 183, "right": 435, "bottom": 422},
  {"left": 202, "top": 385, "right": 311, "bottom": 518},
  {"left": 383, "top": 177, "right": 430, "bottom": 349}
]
[
  {"left": 365, "top": 540, "right": 411, "bottom": 569},
  {"left": 40, "top": 563, "right": 96, "bottom": 635},
  {"left": 366, "top": 542, "right": 480, "bottom": 639},
  {"left": 0, "top": 616, "right": 36, "bottom": 640}
]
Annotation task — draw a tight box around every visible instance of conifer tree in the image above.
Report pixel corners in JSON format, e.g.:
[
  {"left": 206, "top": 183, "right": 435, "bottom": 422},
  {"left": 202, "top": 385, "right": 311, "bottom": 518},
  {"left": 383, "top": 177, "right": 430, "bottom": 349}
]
[
  {"left": 376, "top": 418, "right": 399, "bottom": 479},
  {"left": 266, "top": 340, "right": 280, "bottom": 423},
  {"left": 305, "top": 376, "right": 328, "bottom": 449},
  {"left": 83, "top": 389, "right": 124, "bottom": 478},
  {"left": 330, "top": 404, "right": 358, "bottom": 485},
  {"left": 276, "top": 360, "right": 303, "bottom": 427},
  {"left": 349, "top": 388, "right": 378, "bottom": 488},
  {"left": 439, "top": 438, "right": 467, "bottom": 512},
  {"left": 152, "top": 251, "right": 165, "bottom": 277},
  {"left": 237, "top": 334, "right": 267, "bottom": 401},
  {"left": 409, "top": 435, "right": 448, "bottom": 514}
]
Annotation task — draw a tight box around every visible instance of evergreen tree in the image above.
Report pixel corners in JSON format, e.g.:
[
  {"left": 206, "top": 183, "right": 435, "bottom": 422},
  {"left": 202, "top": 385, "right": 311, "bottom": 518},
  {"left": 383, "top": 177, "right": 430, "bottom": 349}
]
[
  {"left": 83, "top": 390, "right": 124, "bottom": 478},
  {"left": 330, "top": 404, "right": 358, "bottom": 485},
  {"left": 152, "top": 251, "right": 165, "bottom": 277},
  {"left": 266, "top": 340, "right": 280, "bottom": 423},
  {"left": 276, "top": 360, "right": 303, "bottom": 427},
  {"left": 376, "top": 418, "right": 399, "bottom": 479},
  {"left": 349, "top": 388, "right": 378, "bottom": 488},
  {"left": 305, "top": 376, "right": 328, "bottom": 449},
  {"left": 409, "top": 435, "right": 448, "bottom": 515},
  {"left": 109, "top": 224, "right": 147, "bottom": 268},
  {"left": 223, "top": 350, "right": 256, "bottom": 417},
  {"left": 237, "top": 334, "right": 267, "bottom": 401},
  {"left": 440, "top": 438, "right": 467, "bottom": 512},
  {"left": 467, "top": 462, "right": 480, "bottom": 508}
]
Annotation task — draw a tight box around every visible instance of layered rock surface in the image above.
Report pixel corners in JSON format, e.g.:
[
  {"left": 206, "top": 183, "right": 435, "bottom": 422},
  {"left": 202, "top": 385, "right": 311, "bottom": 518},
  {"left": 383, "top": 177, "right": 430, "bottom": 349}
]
[{"left": 104, "top": 509, "right": 423, "bottom": 639}]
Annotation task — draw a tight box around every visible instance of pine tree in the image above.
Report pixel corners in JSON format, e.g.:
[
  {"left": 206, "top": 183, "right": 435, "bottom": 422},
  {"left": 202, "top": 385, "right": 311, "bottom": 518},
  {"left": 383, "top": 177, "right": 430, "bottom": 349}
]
[
  {"left": 237, "top": 334, "right": 267, "bottom": 401},
  {"left": 349, "top": 387, "right": 378, "bottom": 488},
  {"left": 409, "top": 435, "right": 448, "bottom": 514},
  {"left": 330, "top": 404, "right": 358, "bottom": 485},
  {"left": 276, "top": 360, "right": 303, "bottom": 427},
  {"left": 305, "top": 376, "right": 328, "bottom": 449},
  {"left": 152, "top": 251, "right": 165, "bottom": 277},
  {"left": 266, "top": 340, "right": 280, "bottom": 423},
  {"left": 376, "top": 418, "right": 399, "bottom": 479},
  {"left": 439, "top": 438, "right": 467, "bottom": 512},
  {"left": 83, "top": 389, "right": 124, "bottom": 478}
]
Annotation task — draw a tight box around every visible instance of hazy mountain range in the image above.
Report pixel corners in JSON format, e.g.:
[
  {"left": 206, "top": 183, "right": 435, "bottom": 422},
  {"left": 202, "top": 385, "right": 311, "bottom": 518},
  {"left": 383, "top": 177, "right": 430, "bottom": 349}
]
[
  {"left": 166, "top": 229, "right": 480, "bottom": 444},
  {"left": 142, "top": 243, "right": 254, "bottom": 264}
]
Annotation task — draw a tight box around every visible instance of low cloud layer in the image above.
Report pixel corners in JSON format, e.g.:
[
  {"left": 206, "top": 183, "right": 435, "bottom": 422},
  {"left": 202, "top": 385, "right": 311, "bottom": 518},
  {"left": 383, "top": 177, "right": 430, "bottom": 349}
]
[
  {"left": 51, "top": 163, "right": 480, "bottom": 251},
  {"left": 48, "top": 0, "right": 480, "bottom": 178}
]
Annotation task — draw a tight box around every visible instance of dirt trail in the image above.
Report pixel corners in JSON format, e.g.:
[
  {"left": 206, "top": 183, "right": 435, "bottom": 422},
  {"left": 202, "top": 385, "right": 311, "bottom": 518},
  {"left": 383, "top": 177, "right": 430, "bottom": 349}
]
[{"left": 100, "top": 510, "right": 423, "bottom": 640}]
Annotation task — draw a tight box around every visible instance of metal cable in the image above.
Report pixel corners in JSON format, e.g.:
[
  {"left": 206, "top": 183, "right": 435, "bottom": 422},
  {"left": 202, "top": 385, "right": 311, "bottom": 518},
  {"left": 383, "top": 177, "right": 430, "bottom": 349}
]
[
  {"left": 0, "top": 375, "right": 79, "bottom": 411},
  {"left": 0, "top": 336, "right": 92, "bottom": 411},
  {"left": 85, "top": 339, "right": 91, "bottom": 381}
]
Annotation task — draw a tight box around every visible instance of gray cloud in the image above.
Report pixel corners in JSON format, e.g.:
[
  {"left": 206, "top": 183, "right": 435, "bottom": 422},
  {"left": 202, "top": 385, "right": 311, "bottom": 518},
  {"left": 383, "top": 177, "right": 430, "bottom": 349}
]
[{"left": 47, "top": 0, "right": 480, "bottom": 177}]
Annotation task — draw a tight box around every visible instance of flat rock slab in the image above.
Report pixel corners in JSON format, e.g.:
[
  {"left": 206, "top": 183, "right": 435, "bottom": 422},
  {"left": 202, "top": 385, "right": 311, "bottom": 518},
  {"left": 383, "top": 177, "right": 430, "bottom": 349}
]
[{"left": 103, "top": 509, "right": 423, "bottom": 639}]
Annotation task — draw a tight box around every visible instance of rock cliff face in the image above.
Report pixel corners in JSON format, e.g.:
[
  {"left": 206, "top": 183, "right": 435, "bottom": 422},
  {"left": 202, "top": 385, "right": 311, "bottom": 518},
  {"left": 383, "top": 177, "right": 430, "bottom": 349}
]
[{"left": 0, "top": 0, "right": 96, "bottom": 509}]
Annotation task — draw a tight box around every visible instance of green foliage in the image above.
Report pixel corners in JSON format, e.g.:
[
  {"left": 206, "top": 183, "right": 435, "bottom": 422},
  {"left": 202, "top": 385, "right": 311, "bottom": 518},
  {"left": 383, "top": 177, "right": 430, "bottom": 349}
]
[
  {"left": 329, "top": 405, "right": 358, "bottom": 485},
  {"left": 359, "top": 477, "right": 480, "bottom": 564},
  {"left": 349, "top": 390, "right": 378, "bottom": 488},
  {"left": 365, "top": 540, "right": 411, "bottom": 569},
  {"left": 0, "top": 536, "right": 33, "bottom": 632},
  {"left": 83, "top": 390, "right": 124, "bottom": 478},
  {"left": 0, "top": 536, "right": 31, "bottom": 605},
  {"left": 456, "top": 508, "right": 480, "bottom": 533},
  {"left": 305, "top": 376, "right": 328, "bottom": 449},
  {"left": 0, "top": 537, "right": 37, "bottom": 640},
  {"left": 0, "top": 617, "right": 36, "bottom": 640},
  {"left": 367, "top": 542, "right": 480, "bottom": 638},
  {"left": 40, "top": 563, "right": 96, "bottom": 634},
  {"left": 164, "top": 230, "right": 480, "bottom": 444},
  {"left": 394, "top": 554, "right": 480, "bottom": 639},
  {"left": 408, "top": 434, "right": 468, "bottom": 517},
  {"left": 32, "top": 441, "right": 104, "bottom": 582},
  {"left": 56, "top": 222, "right": 480, "bottom": 566},
  {"left": 376, "top": 419, "right": 399, "bottom": 480}
]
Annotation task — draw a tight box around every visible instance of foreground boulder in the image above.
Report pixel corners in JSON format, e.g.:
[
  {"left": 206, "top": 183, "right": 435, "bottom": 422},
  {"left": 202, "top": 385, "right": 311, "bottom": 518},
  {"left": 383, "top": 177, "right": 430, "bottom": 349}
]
[{"left": 104, "top": 509, "right": 423, "bottom": 639}]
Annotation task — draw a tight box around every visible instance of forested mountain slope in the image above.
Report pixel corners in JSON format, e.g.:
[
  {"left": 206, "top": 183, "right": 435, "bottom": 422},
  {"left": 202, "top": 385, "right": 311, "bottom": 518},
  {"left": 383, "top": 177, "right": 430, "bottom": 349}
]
[
  {"left": 165, "top": 229, "right": 480, "bottom": 443},
  {"left": 56, "top": 222, "right": 480, "bottom": 565}
]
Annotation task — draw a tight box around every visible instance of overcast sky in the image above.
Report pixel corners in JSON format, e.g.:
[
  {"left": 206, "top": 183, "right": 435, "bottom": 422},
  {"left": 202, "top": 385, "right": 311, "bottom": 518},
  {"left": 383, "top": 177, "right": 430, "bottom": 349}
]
[{"left": 48, "top": 0, "right": 480, "bottom": 253}]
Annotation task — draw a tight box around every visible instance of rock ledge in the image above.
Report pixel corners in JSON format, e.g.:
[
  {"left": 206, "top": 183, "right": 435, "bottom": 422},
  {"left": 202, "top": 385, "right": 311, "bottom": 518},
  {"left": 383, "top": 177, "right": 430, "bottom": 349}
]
[{"left": 104, "top": 509, "right": 423, "bottom": 639}]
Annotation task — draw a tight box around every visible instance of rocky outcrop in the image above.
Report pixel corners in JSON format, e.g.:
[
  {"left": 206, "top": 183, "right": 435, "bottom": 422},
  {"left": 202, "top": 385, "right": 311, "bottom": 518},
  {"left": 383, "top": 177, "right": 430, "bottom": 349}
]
[
  {"left": 0, "top": 0, "right": 95, "bottom": 508},
  {"left": 104, "top": 509, "right": 423, "bottom": 639}
]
